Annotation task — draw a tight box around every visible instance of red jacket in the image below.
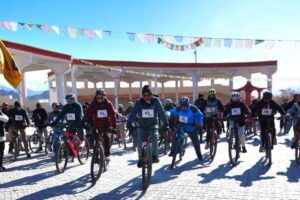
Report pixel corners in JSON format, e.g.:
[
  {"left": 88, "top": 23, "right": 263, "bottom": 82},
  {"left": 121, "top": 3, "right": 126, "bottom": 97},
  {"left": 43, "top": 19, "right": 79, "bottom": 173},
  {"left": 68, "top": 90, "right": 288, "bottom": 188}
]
[{"left": 83, "top": 98, "right": 116, "bottom": 129}]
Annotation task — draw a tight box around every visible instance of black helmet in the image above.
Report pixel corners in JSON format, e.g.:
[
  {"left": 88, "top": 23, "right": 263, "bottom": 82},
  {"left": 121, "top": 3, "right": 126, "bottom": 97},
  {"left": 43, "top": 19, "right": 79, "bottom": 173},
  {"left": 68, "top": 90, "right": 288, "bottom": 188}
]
[
  {"left": 52, "top": 102, "right": 59, "bottom": 109},
  {"left": 263, "top": 91, "right": 273, "bottom": 101},
  {"left": 65, "top": 93, "right": 75, "bottom": 100},
  {"left": 95, "top": 89, "right": 106, "bottom": 96}
]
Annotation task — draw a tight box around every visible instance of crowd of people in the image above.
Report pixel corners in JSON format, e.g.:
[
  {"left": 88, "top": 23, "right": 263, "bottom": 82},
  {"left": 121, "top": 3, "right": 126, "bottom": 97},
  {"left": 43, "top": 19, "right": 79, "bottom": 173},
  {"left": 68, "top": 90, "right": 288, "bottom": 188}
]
[{"left": 1, "top": 84, "right": 299, "bottom": 172}]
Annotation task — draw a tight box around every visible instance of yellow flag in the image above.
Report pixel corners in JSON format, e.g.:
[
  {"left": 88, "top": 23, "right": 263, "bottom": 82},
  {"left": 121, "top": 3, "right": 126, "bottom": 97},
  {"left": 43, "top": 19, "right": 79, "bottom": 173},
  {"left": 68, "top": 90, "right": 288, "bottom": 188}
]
[{"left": 0, "top": 40, "right": 23, "bottom": 88}]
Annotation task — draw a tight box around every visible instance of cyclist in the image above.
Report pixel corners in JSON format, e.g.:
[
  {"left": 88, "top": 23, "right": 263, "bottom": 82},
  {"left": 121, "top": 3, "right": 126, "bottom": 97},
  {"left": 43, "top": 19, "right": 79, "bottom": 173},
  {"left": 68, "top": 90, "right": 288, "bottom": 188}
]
[
  {"left": 124, "top": 102, "right": 134, "bottom": 116},
  {"left": 51, "top": 94, "right": 84, "bottom": 141},
  {"left": 32, "top": 103, "right": 48, "bottom": 151},
  {"left": 0, "top": 110, "right": 9, "bottom": 171},
  {"left": 7, "top": 101, "right": 31, "bottom": 158},
  {"left": 83, "top": 89, "right": 116, "bottom": 161},
  {"left": 203, "top": 89, "right": 224, "bottom": 149},
  {"left": 169, "top": 96, "right": 203, "bottom": 161},
  {"left": 224, "top": 92, "right": 251, "bottom": 153},
  {"left": 253, "top": 91, "right": 285, "bottom": 152},
  {"left": 249, "top": 99, "right": 259, "bottom": 135},
  {"left": 287, "top": 94, "right": 300, "bottom": 149},
  {"left": 194, "top": 93, "right": 206, "bottom": 142},
  {"left": 118, "top": 104, "right": 124, "bottom": 115},
  {"left": 280, "top": 98, "right": 289, "bottom": 133},
  {"left": 127, "top": 85, "right": 169, "bottom": 168}
]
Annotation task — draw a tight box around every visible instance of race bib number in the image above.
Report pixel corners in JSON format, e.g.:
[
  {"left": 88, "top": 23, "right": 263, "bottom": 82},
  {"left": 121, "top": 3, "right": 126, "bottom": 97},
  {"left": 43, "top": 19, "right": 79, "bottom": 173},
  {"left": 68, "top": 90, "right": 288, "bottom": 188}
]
[
  {"left": 206, "top": 107, "right": 216, "bottom": 113},
  {"left": 179, "top": 115, "right": 188, "bottom": 124},
  {"left": 67, "top": 113, "right": 76, "bottom": 121},
  {"left": 231, "top": 108, "right": 241, "bottom": 116},
  {"left": 15, "top": 115, "right": 23, "bottom": 121},
  {"left": 97, "top": 110, "right": 108, "bottom": 118},
  {"left": 142, "top": 109, "right": 154, "bottom": 118},
  {"left": 262, "top": 108, "right": 272, "bottom": 116}
]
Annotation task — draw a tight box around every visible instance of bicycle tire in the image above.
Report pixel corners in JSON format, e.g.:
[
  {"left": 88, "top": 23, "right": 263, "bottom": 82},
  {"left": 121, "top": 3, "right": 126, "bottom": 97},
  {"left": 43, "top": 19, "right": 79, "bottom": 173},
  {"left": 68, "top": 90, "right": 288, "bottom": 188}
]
[
  {"left": 28, "top": 133, "right": 41, "bottom": 153},
  {"left": 266, "top": 132, "right": 272, "bottom": 165},
  {"left": 77, "top": 138, "right": 90, "bottom": 164},
  {"left": 180, "top": 136, "right": 187, "bottom": 160},
  {"left": 171, "top": 136, "right": 181, "bottom": 169},
  {"left": 55, "top": 142, "right": 68, "bottom": 173},
  {"left": 91, "top": 144, "right": 105, "bottom": 183},
  {"left": 209, "top": 131, "right": 217, "bottom": 161},
  {"left": 142, "top": 146, "right": 152, "bottom": 190},
  {"left": 228, "top": 129, "right": 239, "bottom": 166},
  {"left": 45, "top": 134, "right": 53, "bottom": 154},
  {"left": 13, "top": 136, "right": 20, "bottom": 161}
]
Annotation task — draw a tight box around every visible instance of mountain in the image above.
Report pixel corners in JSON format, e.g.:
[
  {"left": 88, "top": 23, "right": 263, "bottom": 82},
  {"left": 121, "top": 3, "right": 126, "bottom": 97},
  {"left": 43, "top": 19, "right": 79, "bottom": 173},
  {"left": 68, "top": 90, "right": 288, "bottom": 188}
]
[
  {"left": 0, "top": 85, "right": 49, "bottom": 99},
  {"left": 28, "top": 91, "right": 49, "bottom": 100}
]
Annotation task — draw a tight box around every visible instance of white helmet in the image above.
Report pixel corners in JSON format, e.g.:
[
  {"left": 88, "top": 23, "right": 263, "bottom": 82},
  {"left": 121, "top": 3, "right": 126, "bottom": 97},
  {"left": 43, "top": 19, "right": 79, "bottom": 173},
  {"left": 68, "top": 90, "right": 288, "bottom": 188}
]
[{"left": 230, "top": 92, "right": 240, "bottom": 101}]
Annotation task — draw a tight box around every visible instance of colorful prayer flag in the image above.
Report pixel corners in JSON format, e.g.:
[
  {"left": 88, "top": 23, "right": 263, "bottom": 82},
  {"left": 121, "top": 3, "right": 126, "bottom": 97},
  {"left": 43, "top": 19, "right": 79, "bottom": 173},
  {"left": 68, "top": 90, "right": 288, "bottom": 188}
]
[
  {"left": 127, "top": 33, "right": 136, "bottom": 41},
  {"left": 224, "top": 38, "right": 233, "bottom": 48}
]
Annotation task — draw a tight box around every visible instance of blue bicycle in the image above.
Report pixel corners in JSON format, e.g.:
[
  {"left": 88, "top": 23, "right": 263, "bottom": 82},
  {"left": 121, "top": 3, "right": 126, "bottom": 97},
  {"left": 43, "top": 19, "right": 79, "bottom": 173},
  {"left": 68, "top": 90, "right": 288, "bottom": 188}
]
[{"left": 170, "top": 125, "right": 188, "bottom": 169}]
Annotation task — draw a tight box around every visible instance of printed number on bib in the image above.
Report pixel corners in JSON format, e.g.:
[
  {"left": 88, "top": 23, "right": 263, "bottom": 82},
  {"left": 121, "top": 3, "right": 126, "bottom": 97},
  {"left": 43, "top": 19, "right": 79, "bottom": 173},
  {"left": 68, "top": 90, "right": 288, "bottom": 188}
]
[
  {"left": 231, "top": 108, "right": 241, "bottom": 116},
  {"left": 97, "top": 110, "right": 108, "bottom": 118},
  {"left": 67, "top": 113, "right": 76, "bottom": 121},
  {"left": 206, "top": 107, "right": 216, "bottom": 113},
  {"left": 142, "top": 109, "right": 154, "bottom": 118},
  {"left": 179, "top": 115, "right": 188, "bottom": 123},
  {"left": 15, "top": 115, "right": 23, "bottom": 121},
  {"left": 262, "top": 108, "right": 272, "bottom": 116}
]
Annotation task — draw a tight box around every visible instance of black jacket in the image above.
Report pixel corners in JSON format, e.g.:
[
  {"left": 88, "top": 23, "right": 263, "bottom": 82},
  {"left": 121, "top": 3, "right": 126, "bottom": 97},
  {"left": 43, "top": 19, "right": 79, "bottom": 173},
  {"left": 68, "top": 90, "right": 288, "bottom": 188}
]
[
  {"left": 8, "top": 107, "right": 30, "bottom": 129},
  {"left": 194, "top": 98, "right": 206, "bottom": 113},
  {"left": 253, "top": 100, "right": 285, "bottom": 120},
  {"left": 32, "top": 108, "right": 48, "bottom": 128},
  {"left": 224, "top": 101, "right": 251, "bottom": 126}
]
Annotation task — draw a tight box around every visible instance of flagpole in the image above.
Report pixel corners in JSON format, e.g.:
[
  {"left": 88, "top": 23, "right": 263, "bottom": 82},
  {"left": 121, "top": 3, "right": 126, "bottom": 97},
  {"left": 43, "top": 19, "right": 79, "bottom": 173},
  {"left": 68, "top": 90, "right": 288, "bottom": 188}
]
[{"left": 194, "top": 49, "right": 197, "bottom": 63}]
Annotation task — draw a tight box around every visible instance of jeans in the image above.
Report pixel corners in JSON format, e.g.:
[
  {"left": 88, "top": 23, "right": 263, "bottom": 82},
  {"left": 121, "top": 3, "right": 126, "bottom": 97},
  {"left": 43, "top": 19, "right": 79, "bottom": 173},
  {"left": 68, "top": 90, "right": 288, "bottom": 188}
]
[
  {"left": 187, "top": 131, "right": 202, "bottom": 159},
  {"left": 138, "top": 127, "right": 158, "bottom": 159}
]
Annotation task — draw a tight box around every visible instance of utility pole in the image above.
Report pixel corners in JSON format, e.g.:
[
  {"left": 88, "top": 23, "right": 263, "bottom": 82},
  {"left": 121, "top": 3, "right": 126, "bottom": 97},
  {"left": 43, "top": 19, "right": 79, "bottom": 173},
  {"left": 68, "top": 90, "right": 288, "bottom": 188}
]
[{"left": 194, "top": 49, "right": 197, "bottom": 63}]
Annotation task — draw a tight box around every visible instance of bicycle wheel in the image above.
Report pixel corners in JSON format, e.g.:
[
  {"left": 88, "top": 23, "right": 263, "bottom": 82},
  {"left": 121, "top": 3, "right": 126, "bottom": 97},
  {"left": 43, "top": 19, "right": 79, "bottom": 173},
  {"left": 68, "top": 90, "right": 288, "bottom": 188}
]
[
  {"left": 55, "top": 142, "right": 68, "bottom": 173},
  {"left": 91, "top": 145, "right": 105, "bottom": 183},
  {"left": 28, "top": 133, "right": 40, "bottom": 153},
  {"left": 78, "top": 138, "right": 90, "bottom": 164},
  {"left": 142, "top": 146, "right": 152, "bottom": 190},
  {"left": 266, "top": 132, "right": 272, "bottom": 165},
  {"left": 295, "top": 137, "right": 300, "bottom": 164},
  {"left": 13, "top": 137, "right": 20, "bottom": 161},
  {"left": 171, "top": 137, "right": 181, "bottom": 169},
  {"left": 45, "top": 134, "right": 53, "bottom": 154},
  {"left": 180, "top": 136, "right": 187, "bottom": 160},
  {"left": 228, "top": 130, "right": 239, "bottom": 166},
  {"left": 209, "top": 131, "right": 217, "bottom": 161}
]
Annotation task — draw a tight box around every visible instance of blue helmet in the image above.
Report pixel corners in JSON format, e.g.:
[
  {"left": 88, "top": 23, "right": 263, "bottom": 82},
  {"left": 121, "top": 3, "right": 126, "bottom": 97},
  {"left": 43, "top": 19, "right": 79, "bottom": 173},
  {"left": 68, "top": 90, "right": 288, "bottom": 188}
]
[
  {"left": 95, "top": 89, "right": 106, "bottom": 96},
  {"left": 180, "top": 96, "right": 189, "bottom": 107},
  {"left": 65, "top": 93, "right": 75, "bottom": 100}
]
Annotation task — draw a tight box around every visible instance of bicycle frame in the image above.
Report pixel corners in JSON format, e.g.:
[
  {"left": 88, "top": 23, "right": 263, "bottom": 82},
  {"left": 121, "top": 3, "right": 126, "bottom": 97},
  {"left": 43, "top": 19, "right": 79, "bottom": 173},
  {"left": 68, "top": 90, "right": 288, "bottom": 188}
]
[{"left": 65, "top": 130, "right": 80, "bottom": 157}]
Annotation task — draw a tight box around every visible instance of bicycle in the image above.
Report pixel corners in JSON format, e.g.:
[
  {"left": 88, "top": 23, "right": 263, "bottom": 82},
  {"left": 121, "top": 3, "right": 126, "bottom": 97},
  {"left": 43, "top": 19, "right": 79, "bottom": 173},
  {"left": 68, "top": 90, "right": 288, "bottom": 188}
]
[
  {"left": 45, "top": 129, "right": 54, "bottom": 154},
  {"left": 12, "top": 129, "right": 24, "bottom": 161},
  {"left": 28, "top": 127, "right": 45, "bottom": 153},
  {"left": 170, "top": 125, "right": 188, "bottom": 169},
  {"left": 45, "top": 126, "right": 65, "bottom": 155},
  {"left": 56, "top": 127, "right": 90, "bottom": 173},
  {"left": 158, "top": 126, "right": 173, "bottom": 155},
  {"left": 91, "top": 128, "right": 115, "bottom": 183},
  {"left": 205, "top": 117, "right": 219, "bottom": 161},
  {"left": 228, "top": 119, "right": 241, "bottom": 166}
]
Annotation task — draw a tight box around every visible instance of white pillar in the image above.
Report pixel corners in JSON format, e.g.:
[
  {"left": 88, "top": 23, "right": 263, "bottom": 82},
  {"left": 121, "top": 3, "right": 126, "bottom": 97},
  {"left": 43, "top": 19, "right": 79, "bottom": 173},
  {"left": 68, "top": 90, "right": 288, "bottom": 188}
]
[
  {"left": 162, "top": 82, "right": 165, "bottom": 99},
  {"left": 17, "top": 71, "right": 27, "bottom": 107},
  {"left": 102, "top": 82, "right": 106, "bottom": 89},
  {"left": 140, "top": 81, "right": 143, "bottom": 97},
  {"left": 55, "top": 72, "right": 66, "bottom": 104},
  {"left": 175, "top": 80, "right": 179, "bottom": 103},
  {"left": 129, "top": 82, "right": 132, "bottom": 101},
  {"left": 229, "top": 76, "right": 234, "bottom": 90},
  {"left": 192, "top": 75, "right": 198, "bottom": 103},
  {"left": 71, "top": 68, "right": 78, "bottom": 101},
  {"left": 154, "top": 75, "right": 158, "bottom": 95},
  {"left": 114, "top": 79, "right": 120, "bottom": 109},
  {"left": 267, "top": 74, "right": 272, "bottom": 92}
]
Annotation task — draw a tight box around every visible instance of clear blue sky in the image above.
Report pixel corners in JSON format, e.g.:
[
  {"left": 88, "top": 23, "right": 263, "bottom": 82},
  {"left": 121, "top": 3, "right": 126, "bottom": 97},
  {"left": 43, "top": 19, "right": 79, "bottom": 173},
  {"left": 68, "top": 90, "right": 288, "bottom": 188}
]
[{"left": 1, "top": 0, "right": 300, "bottom": 91}]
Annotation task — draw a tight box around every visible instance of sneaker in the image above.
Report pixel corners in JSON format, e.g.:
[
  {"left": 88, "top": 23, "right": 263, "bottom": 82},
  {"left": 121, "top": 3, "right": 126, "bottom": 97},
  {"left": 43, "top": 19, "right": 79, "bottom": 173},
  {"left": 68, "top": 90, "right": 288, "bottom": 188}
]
[
  {"left": 0, "top": 166, "right": 6, "bottom": 172},
  {"left": 137, "top": 159, "right": 144, "bottom": 168},
  {"left": 273, "top": 137, "right": 277, "bottom": 145},
  {"left": 152, "top": 156, "right": 159, "bottom": 163},
  {"left": 205, "top": 143, "right": 209, "bottom": 150},
  {"left": 26, "top": 153, "right": 31, "bottom": 158},
  {"left": 198, "top": 155, "right": 203, "bottom": 161},
  {"left": 242, "top": 146, "right": 247, "bottom": 153},
  {"left": 291, "top": 142, "right": 296, "bottom": 149},
  {"left": 259, "top": 146, "right": 265, "bottom": 152}
]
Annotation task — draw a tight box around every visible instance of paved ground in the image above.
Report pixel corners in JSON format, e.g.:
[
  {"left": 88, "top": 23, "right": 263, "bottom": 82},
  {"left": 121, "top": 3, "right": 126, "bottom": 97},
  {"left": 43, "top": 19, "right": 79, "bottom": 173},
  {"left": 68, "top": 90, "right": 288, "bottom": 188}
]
[{"left": 1, "top": 124, "right": 300, "bottom": 200}]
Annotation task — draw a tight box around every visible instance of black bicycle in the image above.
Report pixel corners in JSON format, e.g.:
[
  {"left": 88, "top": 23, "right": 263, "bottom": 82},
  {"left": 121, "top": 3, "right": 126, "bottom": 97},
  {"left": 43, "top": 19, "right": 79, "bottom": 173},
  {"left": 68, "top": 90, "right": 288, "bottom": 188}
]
[
  {"left": 45, "top": 129, "right": 54, "bottom": 154},
  {"left": 12, "top": 129, "right": 23, "bottom": 161},
  {"left": 170, "top": 125, "right": 188, "bottom": 169},
  {"left": 228, "top": 119, "right": 241, "bottom": 166},
  {"left": 91, "top": 128, "right": 114, "bottom": 183},
  {"left": 28, "top": 127, "right": 45, "bottom": 153}
]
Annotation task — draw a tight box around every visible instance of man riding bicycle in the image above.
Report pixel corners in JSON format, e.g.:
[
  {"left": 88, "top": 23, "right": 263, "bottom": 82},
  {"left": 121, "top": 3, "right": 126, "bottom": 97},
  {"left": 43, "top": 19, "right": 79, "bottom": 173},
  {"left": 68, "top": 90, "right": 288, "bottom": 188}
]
[
  {"left": 203, "top": 89, "right": 224, "bottom": 149},
  {"left": 253, "top": 91, "right": 285, "bottom": 152},
  {"left": 32, "top": 103, "right": 48, "bottom": 151},
  {"left": 127, "top": 85, "right": 169, "bottom": 168},
  {"left": 51, "top": 93, "right": 84, "bottom": 141},
  {"left": 224, "top": 92, "right": 251, "bottom": 153},
  {"left": 7, "top": 101, "right": 31, "bottom": 158},
  {"left": 286, "top": 94, "right": 300, "bottom": 149},
  {"left": 169, "top": 96, "right": 204, "bottom": 161},
  {"left": 83, "top": 89, "right": 116, "bottom": 161}
]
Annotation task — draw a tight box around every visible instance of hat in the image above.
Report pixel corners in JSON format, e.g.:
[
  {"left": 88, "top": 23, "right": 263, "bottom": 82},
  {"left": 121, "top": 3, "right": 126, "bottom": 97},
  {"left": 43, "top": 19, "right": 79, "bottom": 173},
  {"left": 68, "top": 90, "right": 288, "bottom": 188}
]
[
  {"left": 14, "top": 101, "right": 20, "bottom": 107},
  {"left": 142, "top": 85, "right": 152, "bottom": 95}
]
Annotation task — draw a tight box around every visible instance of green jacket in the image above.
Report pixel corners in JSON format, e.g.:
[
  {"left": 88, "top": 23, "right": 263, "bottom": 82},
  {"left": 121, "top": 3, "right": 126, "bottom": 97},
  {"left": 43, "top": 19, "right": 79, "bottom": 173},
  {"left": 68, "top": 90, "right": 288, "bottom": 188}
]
[{"left": 54, "top": 102, "right": 83, "bottom": 129}]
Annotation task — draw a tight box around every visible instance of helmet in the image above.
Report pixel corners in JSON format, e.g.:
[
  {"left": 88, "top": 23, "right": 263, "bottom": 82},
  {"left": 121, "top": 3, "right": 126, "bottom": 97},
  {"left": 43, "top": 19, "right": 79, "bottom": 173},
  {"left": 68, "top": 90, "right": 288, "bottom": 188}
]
[
  {"left": 2, "top": 102, "right": 8, "bottom": 107},
  {"left": 165, "top": 99, "right": 173, "bottom": 105},
  {"left": 95, "top": 89, "right": 106, "bottom": 96},
  {"left": 118, "top": 104, "right": 123, "bottom": 109},
  {"left": 65, "top": 93, "right": 75, "bottom": 100},
  {"left": 230, "top": 92, "right": 240, "bottom": 101},
  {"left": 208, "top": 89, "right": 216, "bottom": 96},
  {"left": 179, "top": 96, "right": 189, "bottom": 107},
  {"left": 263, "top": 91, "right": 273, "bottom": 101},
  {"left": 52, "top": 102, "right": 59, "bottom": 109},
  {"left": 128, "top": 102, "right": 133, "bottom": 107}
]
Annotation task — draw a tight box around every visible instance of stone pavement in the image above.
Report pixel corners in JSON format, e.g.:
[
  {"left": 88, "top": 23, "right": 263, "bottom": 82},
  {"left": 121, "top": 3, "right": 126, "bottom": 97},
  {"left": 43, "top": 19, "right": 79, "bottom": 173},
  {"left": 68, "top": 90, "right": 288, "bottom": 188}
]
[{"left": 1, "top": 125, "right": 300, "bottom": 200}]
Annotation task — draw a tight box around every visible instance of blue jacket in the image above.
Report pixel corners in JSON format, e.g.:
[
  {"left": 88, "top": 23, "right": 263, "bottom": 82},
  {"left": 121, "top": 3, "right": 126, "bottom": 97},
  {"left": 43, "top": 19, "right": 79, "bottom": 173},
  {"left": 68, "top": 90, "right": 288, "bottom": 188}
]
[
  {"left": 128, "top": 97, "right": 168, "bottom": 129},
  {"left": 170, "top": 104, "right": 203, "bottom": 133},
  {"left": 288, "top": 103, "right": 300, "bottom": 125}
]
